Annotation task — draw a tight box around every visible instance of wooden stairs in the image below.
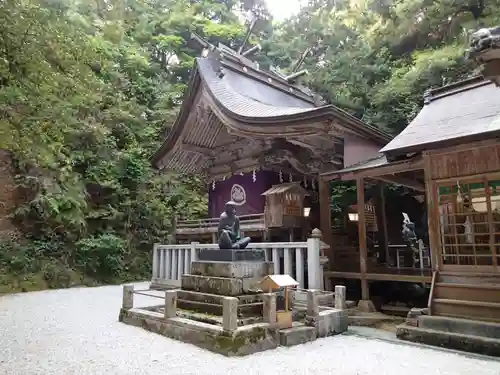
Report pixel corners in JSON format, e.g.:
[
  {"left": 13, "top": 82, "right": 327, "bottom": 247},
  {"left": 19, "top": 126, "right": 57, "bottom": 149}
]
[{"left": 429, "top": 271, "right": 500, "bottom": 323}]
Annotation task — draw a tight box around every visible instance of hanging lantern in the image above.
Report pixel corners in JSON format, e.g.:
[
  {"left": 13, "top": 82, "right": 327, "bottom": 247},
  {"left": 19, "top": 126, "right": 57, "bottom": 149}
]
[
  {"left": 212, "top": 180, "right": 216, "bottom": 190},
  {"left": 252, "top": 169, "right": 256, "bottom": 182}
]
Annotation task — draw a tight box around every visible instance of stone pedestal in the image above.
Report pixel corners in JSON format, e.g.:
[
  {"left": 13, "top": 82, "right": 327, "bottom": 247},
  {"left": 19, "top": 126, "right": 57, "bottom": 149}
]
[
  {"left": 198, "top": 249, "right": 266, "bottom": 262},
  {"left": 357, "top": 299, "right": 377, "bottom": 313},
  {"left": 176, "top": 260, "right": 274, "bottom": 319}
]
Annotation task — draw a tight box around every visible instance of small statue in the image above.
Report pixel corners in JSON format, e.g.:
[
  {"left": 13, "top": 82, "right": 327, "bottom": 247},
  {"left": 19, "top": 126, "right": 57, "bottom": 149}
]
[
  {"left": 217, "top": 201, "right": 251, "bottom": 250},
  {"left": 401, "top": 213, "right": 417, "bottom": 245},
  {"left": 402, "top": 212, "right": 420, "bottom": 267}
]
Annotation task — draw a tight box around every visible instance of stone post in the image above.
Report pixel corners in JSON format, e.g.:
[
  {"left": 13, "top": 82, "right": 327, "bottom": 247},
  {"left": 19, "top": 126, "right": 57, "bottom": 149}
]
[
  {"left": 262, "top": 293, "right": 277, "bottom": 323},
  {"left": 222, "top": 297, "right": 238, "bottom": 332},
  {"left": 190, "top": 241, "right": 199, "bottom": 270},
  {"left": 164, "top": 290, "right": 177, "bottom": 319},
  {"left": 319, "top": 255, "right": 329, "bottom": 290},
  {"left": 306, "top": 290, "right": 319, "bottom": 317},
  {"left": 122, "top": 284, "right": 134, "bottom": 310},
  {"left": 335, "top": 285, "right": 346, "bottom": 310},
  {"left": 307, "top": 229, "right": 322, "bottom": 290},
  {"left": 152, "top": 244, "right": 159, "bottom": 280}
]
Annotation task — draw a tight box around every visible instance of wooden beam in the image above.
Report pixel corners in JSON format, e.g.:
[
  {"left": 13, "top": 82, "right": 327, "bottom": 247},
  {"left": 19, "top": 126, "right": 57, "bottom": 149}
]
[
  {"left": 318, "top": 178, "right": 333, "bottom": 255},
  {"left": 323, "top": 156, "right": 424, "bottom": 181},
  {"left": 357, "top": 178, "right": 369, "bottom": 300},
  {"left": 374, "top": 175, "right": 425, "bottom": 192}
]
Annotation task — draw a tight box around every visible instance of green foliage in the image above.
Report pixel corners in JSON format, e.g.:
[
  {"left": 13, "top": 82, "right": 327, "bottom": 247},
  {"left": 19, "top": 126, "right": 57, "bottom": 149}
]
[
  {"left": 1, "top": 0, "right": 498, "bottom": 292},
  {"left": 0, "top": 0, "right": 244, "bottom": 291}
]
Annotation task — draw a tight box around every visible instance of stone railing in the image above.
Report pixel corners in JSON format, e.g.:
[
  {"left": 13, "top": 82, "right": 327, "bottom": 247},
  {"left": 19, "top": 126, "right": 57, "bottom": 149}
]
[
  {"left": 176, "top": 213, "right": 265, "bottom": 234},
  {"left": 121, "top": 283, "right": 348, "bottom": 351},
  {"left": 151, "top": 229, "right": 329, "bottom": 290}
]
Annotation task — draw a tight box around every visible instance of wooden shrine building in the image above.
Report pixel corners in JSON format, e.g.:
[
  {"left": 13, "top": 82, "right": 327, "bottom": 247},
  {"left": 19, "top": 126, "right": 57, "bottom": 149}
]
[
  {"left": 322, "top": 75, "right": 500, "bottom": 320},
  {"left": 151, "top": 34, "right": 391, "bottom": 247}
]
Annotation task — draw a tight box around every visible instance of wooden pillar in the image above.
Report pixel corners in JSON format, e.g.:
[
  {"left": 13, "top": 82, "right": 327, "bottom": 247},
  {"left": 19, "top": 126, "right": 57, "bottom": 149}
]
[
  {"left": 374, "top": 183, "right": 389, "bottom": 264},
  {"left": 318, "top": 177, "right": 333, "bottom": 253},
  {"left": 423, "top": 152, "right": 441, "bottom": 271},
  {"left": 357, "top": 178, "right": 369, "bottom": 301}
]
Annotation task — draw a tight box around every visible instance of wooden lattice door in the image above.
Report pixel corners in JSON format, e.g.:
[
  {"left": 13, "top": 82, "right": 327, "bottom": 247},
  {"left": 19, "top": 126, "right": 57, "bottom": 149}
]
[{"left": 437, "top": 177, "right": 500, "bottom": 272}]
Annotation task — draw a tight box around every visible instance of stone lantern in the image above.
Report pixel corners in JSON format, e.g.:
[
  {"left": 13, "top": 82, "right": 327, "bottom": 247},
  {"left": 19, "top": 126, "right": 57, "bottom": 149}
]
[{"left": 468, "top": 26, "right": 500, "bottom": 86}]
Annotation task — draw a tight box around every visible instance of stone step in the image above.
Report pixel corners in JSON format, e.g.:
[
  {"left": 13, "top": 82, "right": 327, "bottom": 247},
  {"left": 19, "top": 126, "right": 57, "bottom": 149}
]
[
  {"left": 397, "top": 323, "right": 500, "bottom": 357},
  {"left": 181, "top": 274, "right": 261, "bottom": 295},
  {"left": 172, "top": 308, "right": 264, "bottom": 327},
  {"left": 198, "top": 248, "right": 266, "bottom": 262},
  {"left": 279, "top": 324, "right": 317, "bottom": 347},
  {"left": 418, "top": 315, "right": 500, "bottom": 339},
  {"left": 190, "top": 260, "right": 273, "bottom": 279},
  {"left": 177, "top": 298, "right": 263, "bottom": 317}
]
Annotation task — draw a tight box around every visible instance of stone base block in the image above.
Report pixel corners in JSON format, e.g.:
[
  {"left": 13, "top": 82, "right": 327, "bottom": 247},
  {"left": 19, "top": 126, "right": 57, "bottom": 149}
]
[
  {"left": 198, "top": 249, "right": 266, "bottom": 262},
  {"left": 316, "top": 309, "right": 349, "bottom": 337},
  {"left": 119, "top": 308, "right": 279, "bottom": 357},
  {"left": 191, "top": 261, "right": 273, "bottom": 278},
  {"left": 418, "top": 315, "right": 500, "bottom": 339},
  {"left": 181, "top": 274, "right": 264, "bottom": 295},
  {"left": 396, "top": 324, "right": 500, "bottom": 357},
  {"left": 357, "top": 299, "right": 377, "bottom": 313},
  {"left": 279, "top": 325, "right": 317, "bottom": 347},
  {"left": 182, "top": 274, "right": 243, "bottom": 295}
]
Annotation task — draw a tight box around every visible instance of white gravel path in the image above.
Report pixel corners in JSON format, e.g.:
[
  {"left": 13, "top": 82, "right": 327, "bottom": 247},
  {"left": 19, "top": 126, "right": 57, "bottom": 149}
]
[{"left": 1, "top": 282, "right": 499, "bottom": 375}]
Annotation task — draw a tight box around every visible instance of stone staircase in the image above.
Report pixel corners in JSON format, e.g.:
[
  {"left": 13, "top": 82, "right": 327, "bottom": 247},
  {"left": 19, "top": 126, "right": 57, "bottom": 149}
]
[
  {"left": 176, "top": 249, "right": 271, "bottom": 326},
  {"left": 176, "top": 290, "right": 263, "bottom": 318},
  {"left": 397, "top": 271, "right": 500, "bottom": 356}
]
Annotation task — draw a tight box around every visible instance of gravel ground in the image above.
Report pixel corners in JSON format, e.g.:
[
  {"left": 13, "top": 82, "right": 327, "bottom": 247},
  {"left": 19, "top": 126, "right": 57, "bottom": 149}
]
[{"left": 1, "top": 282, "right": 500, "bottom": 375}]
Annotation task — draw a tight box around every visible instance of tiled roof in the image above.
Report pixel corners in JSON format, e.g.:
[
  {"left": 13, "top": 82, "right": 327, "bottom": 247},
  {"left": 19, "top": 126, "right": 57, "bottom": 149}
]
[
  {"left": 151, "top": 44, "right": 392, "bottom": 169},
  {"left": 381, "top": 77, "right": 500, "bottom": 155},
  {"left": 198, "top": 57, "right": 319, "bottom": 118}
]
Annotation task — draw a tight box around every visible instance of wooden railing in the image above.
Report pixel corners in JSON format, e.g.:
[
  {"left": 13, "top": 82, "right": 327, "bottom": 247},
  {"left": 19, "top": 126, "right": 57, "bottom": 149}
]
[
  {"left": 176, "top": 213, "right": 265, "bottom": 234},
  {"left": 151, "top": 231, "right": 329, "bottom": 290}
]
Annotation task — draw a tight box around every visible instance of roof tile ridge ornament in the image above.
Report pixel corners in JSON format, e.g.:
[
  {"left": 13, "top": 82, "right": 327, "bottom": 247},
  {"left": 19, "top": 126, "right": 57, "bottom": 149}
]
[{"left": 467, "top": 25, "right": 500, "bottom": 86}]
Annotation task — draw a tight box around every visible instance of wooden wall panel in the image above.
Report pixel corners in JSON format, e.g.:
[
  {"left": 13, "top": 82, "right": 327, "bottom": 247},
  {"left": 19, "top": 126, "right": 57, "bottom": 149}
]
[{"left": 428, "top": 142, "right": 500, "bottom": 180}]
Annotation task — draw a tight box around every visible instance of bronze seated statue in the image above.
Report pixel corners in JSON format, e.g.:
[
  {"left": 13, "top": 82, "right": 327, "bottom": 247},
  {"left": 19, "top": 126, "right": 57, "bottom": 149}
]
[{"left": 217, "top": 201, "right": 251, "bottom": 250}]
